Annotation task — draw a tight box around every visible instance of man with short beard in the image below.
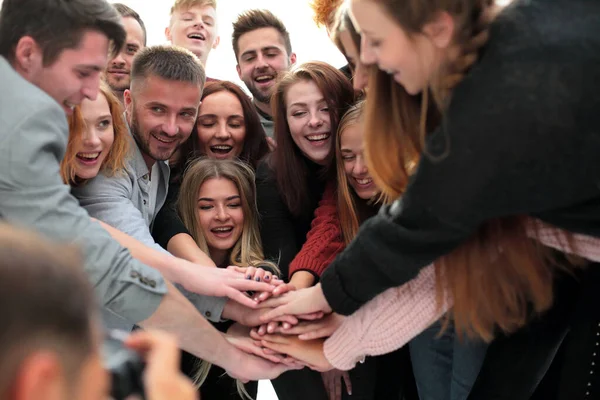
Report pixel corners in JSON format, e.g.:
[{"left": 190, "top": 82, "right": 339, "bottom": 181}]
[
  {"left": 232, "top": 9, "right": 296, "bottom": 139},
  {"left": 104, "top": 3, "right": 146, "bottom": 103}
]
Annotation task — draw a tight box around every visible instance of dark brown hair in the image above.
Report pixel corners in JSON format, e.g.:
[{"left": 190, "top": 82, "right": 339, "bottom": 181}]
[
  {"left": 175, "top": 80, "right": 270, "bottom": 179},
  {"left": 113, "top": 3, "right": 147, "bottom": 46},
  {"left": 0, "top": 0, "right": 125, "bottom": 66},
  {"left": 232, "top": 9, "right": 292, "bottom": 61},
  {"left": 0, "top": 224, "right": 95, "bottom": 395},
  {"left": 270, "top": 61, "right": 354, "bottom": 216}
]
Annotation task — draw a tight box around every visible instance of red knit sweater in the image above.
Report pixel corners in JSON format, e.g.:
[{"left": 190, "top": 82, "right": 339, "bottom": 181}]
[{"left": 288, "top": 183, "right": 346, "bottom": 279}]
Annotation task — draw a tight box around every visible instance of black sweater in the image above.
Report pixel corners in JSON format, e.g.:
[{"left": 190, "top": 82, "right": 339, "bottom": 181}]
[
  {"left": 321, "top": 0, "right": 600, "bottom": 315},
  {"left": 256, "top": 159, "right": 328, "bottom": 281}
]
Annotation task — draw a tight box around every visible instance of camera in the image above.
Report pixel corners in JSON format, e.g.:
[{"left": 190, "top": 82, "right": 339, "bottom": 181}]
[{"left": 102, "top": 330, "right": 146, "bottom": 400}]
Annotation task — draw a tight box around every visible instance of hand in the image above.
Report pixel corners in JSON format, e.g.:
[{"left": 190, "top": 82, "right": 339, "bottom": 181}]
[
  {"left": 179, "top": 262, "right": 278, "bottom": 308},
  {"left": 225, "top": 323, "right": 289, "bottom": 364},
  {"left": 266, "top": 137, "right": 277, "bottom": 152},
  {"left": 255, "top": 281, "right": 296, "bottom": 304},
  {"left": 224, "top": 349, "right": 303, "bottom": 383},
  {"left": 281, "top": 313, "right": 345, "bottom": 340},
  {"left": 250, "top": 331, "right": 334, "bottom": 372},
  {"left": 125, "top": 330, "right": 196, "bottom": 400},
  {"left": 223, "top": 300, "right": 298, "bottom": 327},
  {"left": 257, "top": 284, "right": 332, "bottom": 323},
  {"left": 322, "top": 370, "right": 352, "bottom": 400},
  {"left": 227, "top": 265, "right": 281, "bottom": 284}
]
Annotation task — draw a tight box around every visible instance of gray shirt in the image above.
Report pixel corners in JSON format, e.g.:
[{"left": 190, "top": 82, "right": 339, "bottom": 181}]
[
  {"left": 255, "top": 102, "right": 274, "bottom": 139},
  {"left": 72, "top": 131, "right": 227, "bottom": 323},
  {"left": 0, "top": 56, "right": 165, "bottom": 324}
]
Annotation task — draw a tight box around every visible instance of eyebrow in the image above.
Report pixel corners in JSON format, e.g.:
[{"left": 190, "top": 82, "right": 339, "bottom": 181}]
[
  {"left": 241, "top": 46, "right": 281, "bottom": 58},
  {"left": 341, "top": 149, "right": 353, "bottom": 153},
  {"left": 77, "top": 64, "right": 103, "bottom": 73},
  {"left": 198, "top": 195, "right": 241, "bottom": 202},
  {"left": 199, "top": 113, "right": 244, "bottom": 119},
  {"left": 289, "top": 98, "right": 327, "bottom": 108}
]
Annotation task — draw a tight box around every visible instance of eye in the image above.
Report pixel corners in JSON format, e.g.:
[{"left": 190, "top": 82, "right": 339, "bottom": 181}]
[
  {"left": 77, "top": 70, "right": 91, "bottom": 79},
  {"left": 244, "top": 56, "right": 255, "bottom": 62},
  {"left": 204, "top": 20, "right": 213, "bottom": 26},
  {"left": 343, "top": 155, "right": 356, "bottom": 161},
  {"left": 181, "top": 111, "right": 195, "bottom": 118},
  {"left": 97, "top": 119, "right": 112, "bottom": 130},
  {"left": 199, "top": 122, "right": 215, "bottom": 128},
  {"left": 292, "top": 111, "right": 306, "bottom": 117},
  {"left": 369, "top": 38, "right": 382, "bottom": 48},
  {"left": 320, "top": 107, "right": 329, "bottom": 113},
  {"left": 228, "top": 203, "right": 241, "bottom": 208},
  {"left": 152, "top": 107, "right": 164, "bottom": 114},
  {"left": 126, "top": 46, "right": 138, "bottom": 55},
  {"left": 199, "top": 204, "right": 213, "bottom": 210}
]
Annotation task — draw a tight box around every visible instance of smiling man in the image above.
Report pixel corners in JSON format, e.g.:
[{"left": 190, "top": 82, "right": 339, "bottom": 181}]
[
  {"left": 165, "top": 0, "right": 220, "bottom": 70},
  {"left": 232, "top": 10, "right": 297, "bottom": 138},
  {"left": 105, "top": 3, "right": 146, "bottom": 103}
]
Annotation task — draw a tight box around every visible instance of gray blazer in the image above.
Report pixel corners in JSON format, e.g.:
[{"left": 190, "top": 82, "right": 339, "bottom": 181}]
[
  {"left": 0, "top": 56, "right": 166, "bottom": 324},
  {"left": 72, "top": 131, "right": 227, "bottom": 322}
]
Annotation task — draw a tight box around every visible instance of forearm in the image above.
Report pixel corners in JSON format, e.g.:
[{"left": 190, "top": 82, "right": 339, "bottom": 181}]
[
  {"left": 138, "top": 280, "right": 243, "bottom": 368},
  {"left": 289, "top": 271, "right": 316, "bottom": 289},
  {"left": 167, "top": 233, "right": 216, "bottom": 266}
]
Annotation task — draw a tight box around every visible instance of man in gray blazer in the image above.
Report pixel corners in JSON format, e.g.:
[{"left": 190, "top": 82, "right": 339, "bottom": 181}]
[{"left": 0, "top": 0, "right": 292, "bottom": 382}]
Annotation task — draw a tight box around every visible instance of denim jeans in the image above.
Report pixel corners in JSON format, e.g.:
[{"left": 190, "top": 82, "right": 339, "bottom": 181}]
[{"left": 409, "top": 319, "right": 488, "bottom": 400}]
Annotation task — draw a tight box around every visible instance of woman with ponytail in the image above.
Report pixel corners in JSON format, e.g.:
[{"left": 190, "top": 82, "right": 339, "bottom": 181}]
[{"left": 257, "top": 0, "right": 600, "bottom": 397}]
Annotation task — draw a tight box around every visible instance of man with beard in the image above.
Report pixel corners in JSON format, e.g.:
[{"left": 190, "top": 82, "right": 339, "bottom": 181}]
[
  {"left": 73, "top": 45, "right": 275, "bottom": 329},
  {"left": 104, "top": 3, "right": 146, "bottom": 103},
  {"left": 232, "top": 9, "right": 296, "bottom": 139}
]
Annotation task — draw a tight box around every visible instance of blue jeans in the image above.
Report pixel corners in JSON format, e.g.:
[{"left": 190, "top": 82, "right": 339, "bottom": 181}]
[{"left": 409, "top": 319, "right": 488, "bottom": 400}]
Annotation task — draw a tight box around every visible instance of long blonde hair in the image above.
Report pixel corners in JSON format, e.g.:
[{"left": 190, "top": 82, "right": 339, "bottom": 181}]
[
  {"left": 362, "top": 0, "right": 584, "bottom": 341},
  {"left": 178, "top": 157, "right": 267, "bottom": 267}
]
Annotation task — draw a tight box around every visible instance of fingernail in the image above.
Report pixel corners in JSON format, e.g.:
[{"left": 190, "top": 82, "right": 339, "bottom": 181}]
[
  {"left": 264, "top": 275, "right": 271, "bottom": 281},
  {"left": 246, "top": 275, "right": 252, "bottom": 279},
  {"left": 255, "top": 277, "right": 261, "bottom": 282},
  {"left": 273, "top": 276, "right": 279, "bottom": 280}
]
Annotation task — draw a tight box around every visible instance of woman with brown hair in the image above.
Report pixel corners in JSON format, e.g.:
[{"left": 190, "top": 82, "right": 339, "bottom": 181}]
[
  {"left": 152, "top": 80, "right": 270, "bottom": 259},
  {"left": 257, "top": 0, "right": 600, "bottom": 397},
  {"left": 256, "top": 61, "right": 354, "bottom": 400}
]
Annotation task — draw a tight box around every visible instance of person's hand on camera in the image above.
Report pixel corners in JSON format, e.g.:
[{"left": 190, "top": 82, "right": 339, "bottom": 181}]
[{"left": 125, "top": 330, "right": 197, "bottom": 400}]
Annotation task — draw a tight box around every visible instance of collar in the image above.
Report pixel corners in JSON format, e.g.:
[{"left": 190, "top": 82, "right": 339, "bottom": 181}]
[{"left": 254, "top": 101, "right": 273, "bottom": 121}]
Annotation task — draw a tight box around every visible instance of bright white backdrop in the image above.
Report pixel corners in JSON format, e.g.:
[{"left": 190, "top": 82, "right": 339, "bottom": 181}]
[{"left": 109, "top": 0, "right": 347, "bottom": 89}]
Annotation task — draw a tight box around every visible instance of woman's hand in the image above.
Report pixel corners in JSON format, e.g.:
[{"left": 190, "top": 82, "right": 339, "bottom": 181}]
[
  {"left": 250, "top": 330, "right": 334, "bottom": 372},
  {"left": 280, "top": 313, "right": 346, "bottom": 340},
  {"left": 257, "top": 284, "right": 332, "bottom": 322}
]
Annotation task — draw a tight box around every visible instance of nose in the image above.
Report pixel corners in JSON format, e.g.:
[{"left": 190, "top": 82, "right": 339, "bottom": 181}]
[
  {"left": 307, "top": 111, "right": 324, "bottom": 128},
  {"left": 215, "top": 205, "right": 229, "bottom": 221},
  {"left": 360, "top": 36, "right": 377, "bottom": 66},
  {"left": 353, "top": 62, "right": 369, "bottom": 91},
  {"left": 193, "top": 19, "right": 205, "bottom": 30},
  {"left": 255, "top": 54, "right": 269, "bottom": 69},
  {"left": 354, "top": 155, "right": 368, "bottom": 176},
  {"left": 81, "top": 75, "right": 100, "bottom": 101},
  {"left": 82, "top": 127, "right": 102, "bottom": 148},
  {"left": 111, "top": 52, "right": 126, "bottom": 68},
  {"left": 215, "top": 123, "right": 231, "bottom": 140},
  {"left": 162, "top": 115, "right": 179, "bottom": 137}
]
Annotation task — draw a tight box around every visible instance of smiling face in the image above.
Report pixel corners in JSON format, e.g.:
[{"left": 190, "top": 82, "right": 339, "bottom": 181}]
[
  {"left": 196, "top": 177, "right": 244, "bottom": 264},
  {"left": 18, "top": 30, "right": 110, "bottom": 116},
  {"left": 338, "top": 30, "right": 369, "bottom": 91},
  {"left": 285, "top": 79, "right": 332, "bottom": 165},
  {"left": 166, "top": 4, "right": 220, "bottom": 65},
  {"left": 197, "top": 90, "right": 246, "bottom": 160},
  {"left": 350, "top": 0, "right": 442, "bottom": 95},
  {"left": 340, "top": 123, "right": 376, "bottom": 199},
  {"left": 105, "top": 16, "right": 145, "bottom": 93},
  {"left": 124, "top": 75, "right": 201, "bottom": 167},
  {"left": 73, "top": 93, "right": 115, "bottom": 180},
  {"left": 236, "top": 27, "right": 296, "bottom": 107}
]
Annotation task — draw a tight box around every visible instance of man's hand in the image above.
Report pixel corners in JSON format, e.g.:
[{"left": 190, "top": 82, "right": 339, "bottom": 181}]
[
  {"left": 257, "top": 284, "right": 332, "bottom": 322},
  {"left": 250, "top": 331, "right": 334, "bottom": 372},
  {"left": 179, "top": 262, "right": 278, "bottom": 308},
  {"left": 125, "top": 330, "right": 197, "bottom": 400}
]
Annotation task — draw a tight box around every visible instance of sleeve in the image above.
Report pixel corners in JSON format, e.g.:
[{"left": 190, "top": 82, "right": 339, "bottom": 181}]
[
  {"left": 256, "top": 163, "right": 300, "bottom": 280},
  {"left": 152, "top": 180, "right": 190, "bottom": 249},
  {"left": 323, "top": 264, "right": 447, "bottom": 370},
  {"left": 320, "top": 49, "right": 600, "bottom": 315},
  {"left": 73, "top": 170, "right": 168, "bottom": 253},
  {"left": 289, "top": 183, "right": 345, "bottom": 279},
  {"left": 0, "top": 103, "right": 165, "bottom": 324}
]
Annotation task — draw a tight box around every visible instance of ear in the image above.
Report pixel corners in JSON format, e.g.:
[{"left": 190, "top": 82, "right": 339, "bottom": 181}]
[
  {"left": 164, "top": 26, "right": 172, "bottom": 42},
  {"left": 12, "top": 352, "right": 64, "bottom": 400},
  {"left": 422, "top": 11, "right": 455, "bottom": 49},
  {"left": 289, "top": 52, "right": 297, "bottom": 66},
  {"left": 12, "top": 36, "right": 43, "bottom": 76},
  {"left": 236, "top": 64, "right": 242, "bottom": 80},
  {"left": 123, "top": 89, "right": 134, "bottom": 118},
  {"left": 212, "top": 35, "right": 220, "bottom": 50}
]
